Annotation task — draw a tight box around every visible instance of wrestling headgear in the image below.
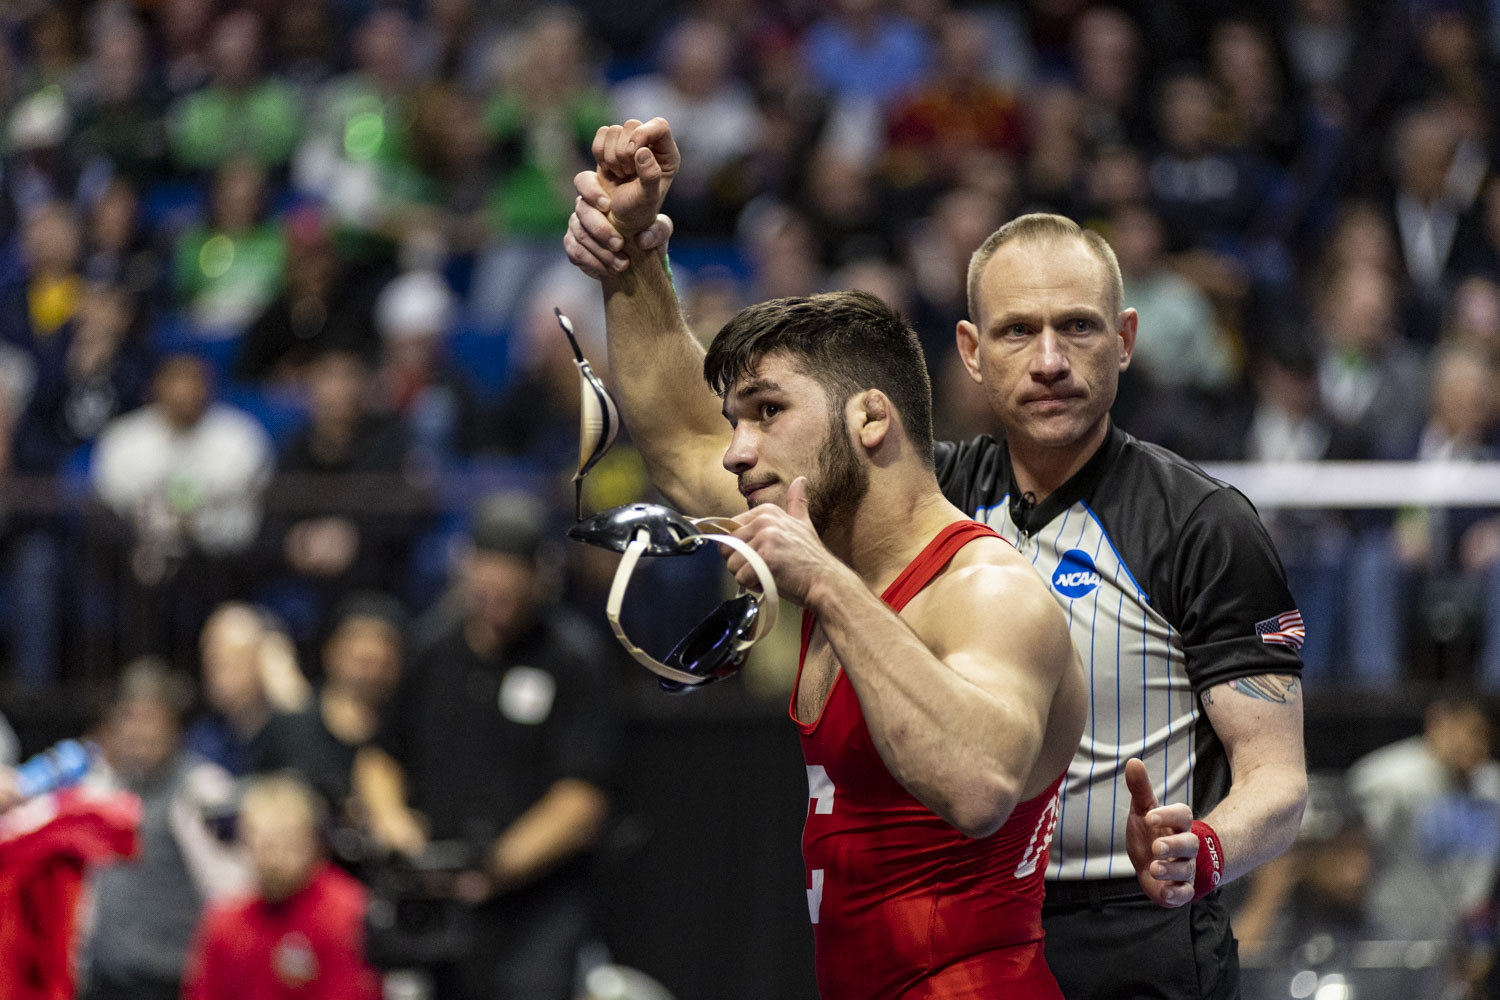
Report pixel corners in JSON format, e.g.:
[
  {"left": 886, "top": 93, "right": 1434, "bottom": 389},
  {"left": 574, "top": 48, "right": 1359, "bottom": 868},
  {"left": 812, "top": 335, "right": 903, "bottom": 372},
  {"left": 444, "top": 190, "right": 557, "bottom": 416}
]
[{"left": 557, "top": 310, "right": 779, "bottom": 692}]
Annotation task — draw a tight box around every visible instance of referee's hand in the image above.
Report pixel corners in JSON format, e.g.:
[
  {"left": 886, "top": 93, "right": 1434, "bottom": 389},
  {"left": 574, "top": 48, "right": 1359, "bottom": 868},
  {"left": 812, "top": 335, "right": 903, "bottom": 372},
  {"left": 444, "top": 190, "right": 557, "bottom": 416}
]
[{"left": 1124, "top": 758, "right": 1198, "bottom": 908}]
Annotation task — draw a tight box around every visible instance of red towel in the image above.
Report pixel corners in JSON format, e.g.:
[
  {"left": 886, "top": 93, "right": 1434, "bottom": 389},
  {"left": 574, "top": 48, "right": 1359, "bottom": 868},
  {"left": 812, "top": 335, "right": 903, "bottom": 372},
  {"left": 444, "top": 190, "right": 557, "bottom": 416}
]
[{"left": 0, "top": 789, "right": 141, "bottom": 1000}]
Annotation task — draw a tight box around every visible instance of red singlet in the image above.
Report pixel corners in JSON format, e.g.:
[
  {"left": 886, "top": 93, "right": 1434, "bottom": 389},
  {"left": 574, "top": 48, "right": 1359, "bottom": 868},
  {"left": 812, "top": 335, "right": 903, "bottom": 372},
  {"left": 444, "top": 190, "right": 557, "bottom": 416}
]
[{"left": 792, "top": 520, "right": 1065, "bottom": 1000}]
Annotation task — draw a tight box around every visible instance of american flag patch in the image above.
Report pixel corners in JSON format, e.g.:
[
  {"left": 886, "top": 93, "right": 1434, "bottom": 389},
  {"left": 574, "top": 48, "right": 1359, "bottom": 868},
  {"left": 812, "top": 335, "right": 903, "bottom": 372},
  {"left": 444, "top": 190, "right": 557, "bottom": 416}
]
[{"left": 1255, "top": 611, "right": 1305, "bottom": 650}]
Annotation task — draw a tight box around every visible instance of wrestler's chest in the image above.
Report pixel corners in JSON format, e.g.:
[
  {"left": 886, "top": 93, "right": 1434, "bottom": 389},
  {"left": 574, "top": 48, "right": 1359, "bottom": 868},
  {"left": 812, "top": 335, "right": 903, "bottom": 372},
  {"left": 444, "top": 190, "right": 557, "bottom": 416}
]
[{"left": 796, "top": 632, "right": 840, "bottom": 724}]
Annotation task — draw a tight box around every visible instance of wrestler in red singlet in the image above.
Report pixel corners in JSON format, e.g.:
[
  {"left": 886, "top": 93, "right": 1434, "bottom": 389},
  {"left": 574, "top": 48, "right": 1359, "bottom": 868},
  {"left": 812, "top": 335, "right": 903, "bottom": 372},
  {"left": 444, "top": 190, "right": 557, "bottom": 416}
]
[{"left": 792, "top": 520, "right": 1065, "bottom": 1000}]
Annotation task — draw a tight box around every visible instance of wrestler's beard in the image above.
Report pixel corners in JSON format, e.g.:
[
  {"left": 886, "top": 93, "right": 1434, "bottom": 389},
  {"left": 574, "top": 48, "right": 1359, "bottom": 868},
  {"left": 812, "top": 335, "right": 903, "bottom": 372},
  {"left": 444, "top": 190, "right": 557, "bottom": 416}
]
[{"left": 807, "top": 417, "right": 869, "bottom": 536}]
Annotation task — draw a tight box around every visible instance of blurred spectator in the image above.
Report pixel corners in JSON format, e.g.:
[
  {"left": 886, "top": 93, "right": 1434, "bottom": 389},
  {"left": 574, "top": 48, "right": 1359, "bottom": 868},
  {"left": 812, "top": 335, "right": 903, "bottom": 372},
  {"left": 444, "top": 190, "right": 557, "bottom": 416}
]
[
  {"left": 468, "top": 9, "right": 611, "bottom": 328},
  {"left": 253, "top": 593, "right": 404, "bottom": 817},
  {"left": 185, "top": 602, "right": 310, "bottom": 777},
  {"left": 1022, "top": 81, "right": 1086, "bottom": 216},
  {"left": 88, "top": 355, "right": 273, "bottom": 666},
  {"left": 355, "top": 491, "right": 617, "bottom": 1000},
  {"left": 255, "top": 348, "right": 425, "bottom": 637},
  {"left": 1233, "top": 337, "right": 1376, "bottom": 685},
  {"left": 1284, "top": 0, "right": 1356, "bottom": 98},
  {"left": 1386, "top": 102, "right": 1486, "bottom": 342},
  {"left": 6, "top": 283, "right": 149, "bottom": 688},
  {"left": 410, "top": 0, "right": 502, "bottom": 93},
  {"left": 233, "top": 207, "right": 380, "bottom": 384},
  {"left": 3, "top": 87, "right": 86, "bottom": 227},
  {"left": 81, "top": 659, "right": 250, "bottom": 1000},
  {"left": 737, "top": 201, "right": 827, "bottom": 301},
  {"left": 81, "top": 177, "right": 164, "bottom": 295},
  {"left": 1443, "top": 273, "right": 1500, "bottom": 365},
  {"left": 612, "top": 18, "right": 760, "bottom": 236},
  {"left": 1208, "top": 17, "right": 1301, "bottom": 169},
  {"left": 884, "top": 10, "right": 1024, "bottom": 204},
  {"left": 159, "top": 0, "right": 215, "bottom": 98},
  {"left": 1113, "top": 201, "right": 1236, "bottom": 394},
  {"left": 1070, "top": 7, "right": 1148, "bottom": 150},
  {"left": 173, "top": 158, "right": 287, "bottom": 339},
  {"left": 181, "top": 773, "right": 381, "bottom": 1000},
  {"left": 1383, "top": 348, "right": 1500, "bottom": 683},
  {"left": 1314, "top": 264, "right": 1426, "bottom": 458},
  {"left": 1147, "top": 69, "right": 1268, "bottom": 255},
  {"left": 904, "top": 184, "right": 1005, "bottom": 360},
  {"left": 796, "top": 144, "right": 896, "bottom": 269},
  {"left": 273, "top": 0, "right": 341, "bottom": 96},
  {"left": 71, "top": 13, "right": 171, "bottom": 186},
  {"left": 20, "top": 7, "right": 85, "bottom": 100},
  {"left": 1347, "top": 697, "right": 1500, "bottom": 993},
  {"left": 169, "top": 9, "right": 301, "bottom": 174},
  {"left": 408, "top": 85, "right": 494, "bottom": 258},
  {"left": 13, "top": 282, "right": 151, "bottom": 475},
  {"left": 1318, "top": 198, "right": 1402, "bottom": 277},
  {"left": 1078, "top": 142, "right": 1148, "bottom": 221},
  {"left": 375, "top": 267, "right": 478, "bottom": 461},
  {"left": 2, "top": 200, "right": 85, "bottom": 348},
  {"left": 293, "top": 7, "right": 424, "bottom": 261},
  {"left": 799, "top": 0, "right": 931, "bottom": 109},
  {"left": 486, "top": 7, "right": 609, "bottom": 238}
]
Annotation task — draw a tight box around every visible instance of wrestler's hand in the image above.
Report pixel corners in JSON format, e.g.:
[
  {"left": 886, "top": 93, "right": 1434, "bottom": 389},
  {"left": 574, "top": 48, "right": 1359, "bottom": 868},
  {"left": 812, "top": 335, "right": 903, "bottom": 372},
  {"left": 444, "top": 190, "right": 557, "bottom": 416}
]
[
  {"left": 1125, "top": 757, "right": 1198, "bottom": 908},
  {"left": 565, "top": 174, "right": 673, "bottom": 281},
  {"left": 590, "top": 117, "right": 680, "bottom": 236},
  {"left": 725, "top": 477, "right": 846, "bottom": 608}
]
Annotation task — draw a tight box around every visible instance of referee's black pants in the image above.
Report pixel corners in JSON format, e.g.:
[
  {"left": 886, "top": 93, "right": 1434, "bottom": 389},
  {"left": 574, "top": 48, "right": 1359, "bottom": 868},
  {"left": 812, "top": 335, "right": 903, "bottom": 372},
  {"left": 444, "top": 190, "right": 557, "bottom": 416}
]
[{"left": 1042, "top": 879, "right": 1239, "bottom": 1000}]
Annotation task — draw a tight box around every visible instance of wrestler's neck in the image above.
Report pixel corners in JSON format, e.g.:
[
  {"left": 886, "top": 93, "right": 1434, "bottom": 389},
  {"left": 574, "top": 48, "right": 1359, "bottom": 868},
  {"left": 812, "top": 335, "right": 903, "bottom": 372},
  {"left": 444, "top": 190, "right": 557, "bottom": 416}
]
[
  {"left": 1006, "top": 415, "right": 1110, "bottom": 502},
  {"left": 825, "top": 473, "right": 965, "bottom": 592}
]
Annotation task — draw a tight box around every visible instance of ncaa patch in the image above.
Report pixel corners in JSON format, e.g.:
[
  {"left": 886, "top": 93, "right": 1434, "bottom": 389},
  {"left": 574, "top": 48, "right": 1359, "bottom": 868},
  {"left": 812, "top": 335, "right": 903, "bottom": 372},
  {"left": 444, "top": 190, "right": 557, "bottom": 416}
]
[{"left": 1052, "top": 549, "right": 1101, "bottom": 598}]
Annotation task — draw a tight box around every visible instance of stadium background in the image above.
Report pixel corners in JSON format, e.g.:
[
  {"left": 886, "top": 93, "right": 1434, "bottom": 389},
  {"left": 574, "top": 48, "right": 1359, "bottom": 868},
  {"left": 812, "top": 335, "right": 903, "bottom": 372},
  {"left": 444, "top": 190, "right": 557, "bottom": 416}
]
[{"left": 0, "top": 0, "right": 1497, "bottom": 996}]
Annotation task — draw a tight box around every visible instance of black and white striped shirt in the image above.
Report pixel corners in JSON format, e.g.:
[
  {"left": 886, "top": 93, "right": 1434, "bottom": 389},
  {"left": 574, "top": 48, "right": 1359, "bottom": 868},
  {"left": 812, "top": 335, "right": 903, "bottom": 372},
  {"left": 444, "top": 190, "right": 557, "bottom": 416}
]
[{"left": 936, "top": 421, "right": 1303, "bottom": 881}]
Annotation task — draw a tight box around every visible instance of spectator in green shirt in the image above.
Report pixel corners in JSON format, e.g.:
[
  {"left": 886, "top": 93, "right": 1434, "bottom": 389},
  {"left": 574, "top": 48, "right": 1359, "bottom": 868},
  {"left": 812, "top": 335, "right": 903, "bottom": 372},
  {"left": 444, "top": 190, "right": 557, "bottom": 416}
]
[
  {"left": 174, "top": 160, "right": 286, "bottom": 338},
  {"left": 170, "top": 9, "right": 301, "bottom": 174}
]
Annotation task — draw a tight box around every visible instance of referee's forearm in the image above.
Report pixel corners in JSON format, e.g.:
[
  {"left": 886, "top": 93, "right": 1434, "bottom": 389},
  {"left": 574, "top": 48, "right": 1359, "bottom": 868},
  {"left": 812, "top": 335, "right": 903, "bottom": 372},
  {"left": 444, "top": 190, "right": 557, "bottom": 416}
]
[{"left": 1203, "top": 764, "right": 1308, "bottom": 885}]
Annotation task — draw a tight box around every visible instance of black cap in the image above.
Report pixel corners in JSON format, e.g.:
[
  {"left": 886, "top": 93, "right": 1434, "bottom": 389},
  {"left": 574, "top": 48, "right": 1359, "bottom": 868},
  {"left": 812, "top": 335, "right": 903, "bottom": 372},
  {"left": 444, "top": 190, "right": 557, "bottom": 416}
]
[{"left": 470, "top": 491, "right": 548, "bottom": 561}]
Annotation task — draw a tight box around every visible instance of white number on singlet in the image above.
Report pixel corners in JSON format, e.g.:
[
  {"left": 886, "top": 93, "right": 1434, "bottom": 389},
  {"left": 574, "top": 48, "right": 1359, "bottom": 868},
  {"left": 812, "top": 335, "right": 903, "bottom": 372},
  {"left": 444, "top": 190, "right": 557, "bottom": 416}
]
[
  {"left": 806, "top": 765, "right": 835, "bottom": 923},
  {"left": 1013, "top": 790, "right": 1061, "bottom": 879}
]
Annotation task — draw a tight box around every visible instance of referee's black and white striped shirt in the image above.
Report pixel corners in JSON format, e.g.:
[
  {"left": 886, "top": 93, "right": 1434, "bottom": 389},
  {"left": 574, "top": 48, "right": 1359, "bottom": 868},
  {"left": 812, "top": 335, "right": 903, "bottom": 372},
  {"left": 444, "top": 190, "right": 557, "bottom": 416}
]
[{"left": 936, "top": 421, "right": 1303, "bottom": 882}]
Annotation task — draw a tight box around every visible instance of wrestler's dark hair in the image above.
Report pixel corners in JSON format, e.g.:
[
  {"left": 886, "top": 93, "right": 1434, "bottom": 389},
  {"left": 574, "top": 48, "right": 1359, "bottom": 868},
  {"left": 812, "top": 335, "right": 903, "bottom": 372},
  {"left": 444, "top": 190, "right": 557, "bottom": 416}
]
[{"left": 703, "top": 290, "right": 935, "bottom": 469}]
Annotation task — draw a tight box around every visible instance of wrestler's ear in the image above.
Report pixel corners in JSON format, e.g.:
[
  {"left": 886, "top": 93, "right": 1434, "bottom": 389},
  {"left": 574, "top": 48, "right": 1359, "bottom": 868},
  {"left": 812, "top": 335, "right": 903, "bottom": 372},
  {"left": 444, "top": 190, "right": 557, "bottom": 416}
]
[{"left": 851, "top": 390, "right": 891, "bottom": 451}]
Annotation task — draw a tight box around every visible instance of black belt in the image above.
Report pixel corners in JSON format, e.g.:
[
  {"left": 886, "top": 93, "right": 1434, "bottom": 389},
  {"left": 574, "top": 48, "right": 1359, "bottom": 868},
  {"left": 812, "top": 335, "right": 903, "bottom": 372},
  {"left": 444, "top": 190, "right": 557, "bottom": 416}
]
[{"left": 1043, "top": 876, "right": 1149, "bottom": 910}]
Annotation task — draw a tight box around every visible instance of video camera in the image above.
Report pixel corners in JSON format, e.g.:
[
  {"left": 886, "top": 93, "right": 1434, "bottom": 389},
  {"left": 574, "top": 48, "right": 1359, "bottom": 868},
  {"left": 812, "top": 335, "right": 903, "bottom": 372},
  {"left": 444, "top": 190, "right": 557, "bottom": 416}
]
[{"left": 359, "top": 839, "right": 483, "bottom": 969}]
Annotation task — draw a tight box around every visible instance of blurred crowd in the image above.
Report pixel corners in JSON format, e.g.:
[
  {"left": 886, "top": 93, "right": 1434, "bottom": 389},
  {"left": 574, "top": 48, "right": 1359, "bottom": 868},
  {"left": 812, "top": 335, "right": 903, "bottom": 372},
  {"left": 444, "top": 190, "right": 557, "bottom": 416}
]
[
  {"left": 0, "top": 0, "right": 1496, "bottom": 690},
  {"left": 0, "top": 0, "right": 1492, "bottom": 995}
]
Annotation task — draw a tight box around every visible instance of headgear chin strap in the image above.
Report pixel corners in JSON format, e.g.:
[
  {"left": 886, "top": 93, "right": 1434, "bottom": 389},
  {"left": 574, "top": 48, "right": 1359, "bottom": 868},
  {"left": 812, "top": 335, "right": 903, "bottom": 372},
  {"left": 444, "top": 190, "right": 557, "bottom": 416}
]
[
  {"left": 558, "top": 308, "right": 621, "bottom": 520},
  {"left": 556, "top": 310, "right": 780, "bottom": 692},
  {"left": 570, "top": 503, "right": 779, "bottom": 689}
]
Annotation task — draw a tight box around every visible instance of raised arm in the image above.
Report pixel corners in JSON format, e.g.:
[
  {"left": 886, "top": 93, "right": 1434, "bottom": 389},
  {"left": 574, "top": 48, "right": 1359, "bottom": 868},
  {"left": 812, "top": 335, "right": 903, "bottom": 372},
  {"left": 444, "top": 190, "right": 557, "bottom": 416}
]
[{"left": 564, "top": 119, "right": 740, "bottom": 516}]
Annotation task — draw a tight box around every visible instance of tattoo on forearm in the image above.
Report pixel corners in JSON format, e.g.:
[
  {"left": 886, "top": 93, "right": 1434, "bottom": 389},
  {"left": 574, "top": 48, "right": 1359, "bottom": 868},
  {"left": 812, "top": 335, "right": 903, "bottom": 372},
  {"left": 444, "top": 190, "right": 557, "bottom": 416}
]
[{"left": 1226, "top": 675, "right": 1299, "bottom": 704}]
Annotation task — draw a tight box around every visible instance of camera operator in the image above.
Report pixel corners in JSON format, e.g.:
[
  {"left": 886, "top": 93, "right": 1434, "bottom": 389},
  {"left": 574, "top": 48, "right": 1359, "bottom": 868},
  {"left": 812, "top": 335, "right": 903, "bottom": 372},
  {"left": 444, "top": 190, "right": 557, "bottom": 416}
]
[
  {"left": 354, "top": 491, "right": 619, "bottom": 1000},
  {"left": 182, "top": 773, "right": 380, "bottom": 1000}
]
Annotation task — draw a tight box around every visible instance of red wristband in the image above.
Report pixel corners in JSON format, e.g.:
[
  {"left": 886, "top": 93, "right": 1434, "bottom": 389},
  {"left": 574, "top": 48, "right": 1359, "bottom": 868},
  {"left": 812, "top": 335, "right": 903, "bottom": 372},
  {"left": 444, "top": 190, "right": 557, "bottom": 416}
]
[{"left": 1191, "top": 820, "right": 1224, "bottom": 901}]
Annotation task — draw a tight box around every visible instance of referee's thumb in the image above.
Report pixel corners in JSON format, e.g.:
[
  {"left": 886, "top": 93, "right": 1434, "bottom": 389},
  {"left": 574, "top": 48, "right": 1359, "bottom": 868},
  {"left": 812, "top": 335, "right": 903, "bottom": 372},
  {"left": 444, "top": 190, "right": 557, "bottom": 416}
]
[{"left": 1125, "top": 758, "right": 1159, "bottom": 816}]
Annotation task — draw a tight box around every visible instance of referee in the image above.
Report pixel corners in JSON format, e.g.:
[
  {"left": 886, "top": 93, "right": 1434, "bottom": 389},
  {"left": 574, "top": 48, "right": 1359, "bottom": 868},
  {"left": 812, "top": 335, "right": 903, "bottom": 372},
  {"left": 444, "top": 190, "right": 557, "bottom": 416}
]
[
  {"left": 563, "top": 120, "right": 1308, "bottom": 1000},
  {"left": 942, "top": 213, "right": 1306, "bottom": 999}
]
